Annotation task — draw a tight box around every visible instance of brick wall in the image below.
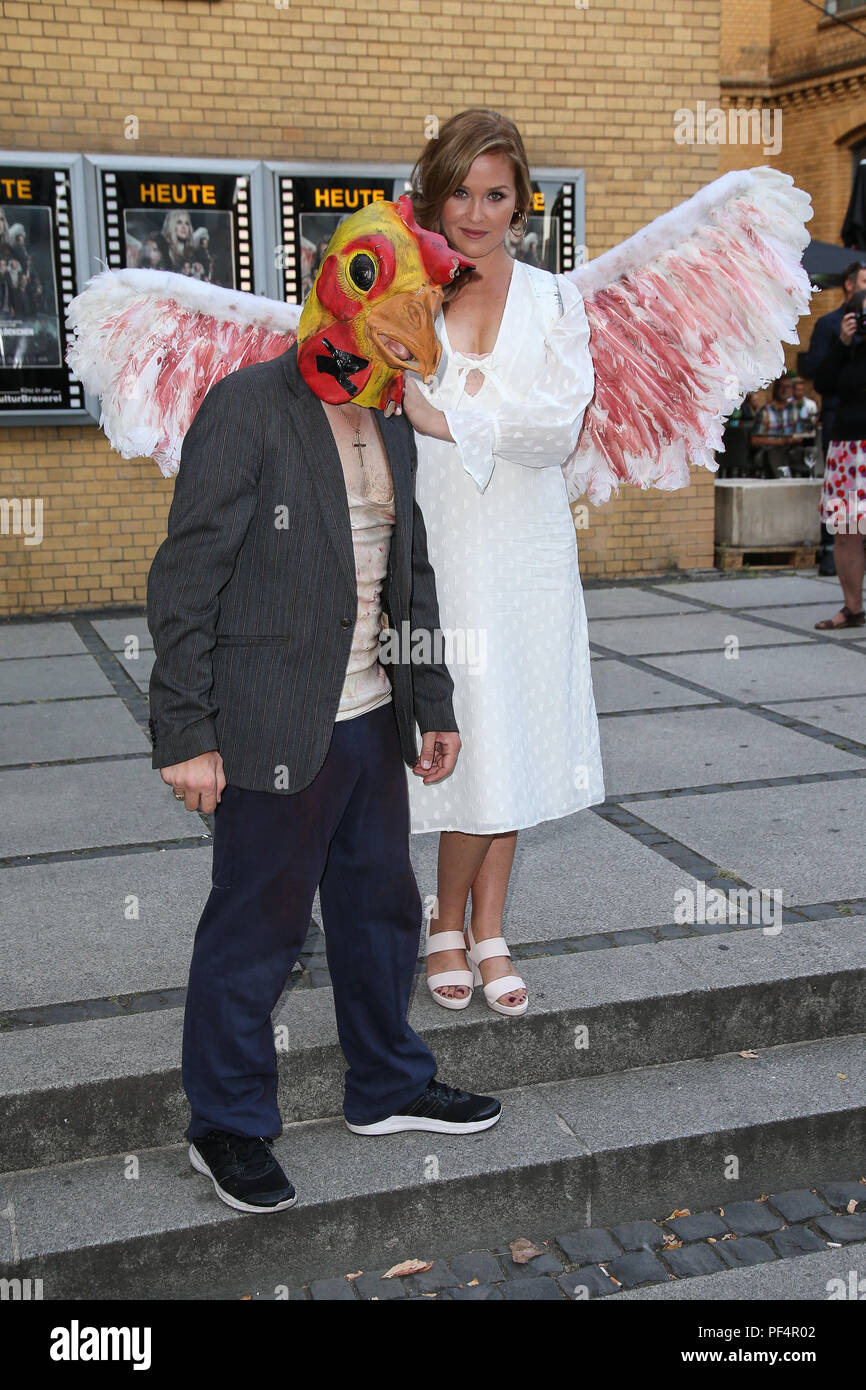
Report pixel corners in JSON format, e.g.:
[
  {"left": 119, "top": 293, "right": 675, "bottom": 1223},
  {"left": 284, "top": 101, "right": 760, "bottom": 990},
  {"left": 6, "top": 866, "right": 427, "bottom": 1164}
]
[
  {"left": 719, "top": 0, "right": 866, "bottom": 379},
  {"left": 0, "top": 0, "right": 723, "bottom": 614},
  {"left": 575, "top": 467, "right": 717, "bottom": 578}
]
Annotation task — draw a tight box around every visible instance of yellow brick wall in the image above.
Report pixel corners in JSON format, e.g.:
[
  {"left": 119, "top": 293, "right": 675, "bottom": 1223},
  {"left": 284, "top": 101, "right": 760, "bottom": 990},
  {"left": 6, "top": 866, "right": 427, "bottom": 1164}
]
[
  {"left": 575, "top": 467, "right": 717, "bottom": 578},
  {"left": 721, "top": 0, "right": 771, "bottom": 83},
  {"left": 719, "top": 0, "right": 866, "bottom": 377},
  {"left": 0, "top": 0, "right": 724, "bottom": 615}
]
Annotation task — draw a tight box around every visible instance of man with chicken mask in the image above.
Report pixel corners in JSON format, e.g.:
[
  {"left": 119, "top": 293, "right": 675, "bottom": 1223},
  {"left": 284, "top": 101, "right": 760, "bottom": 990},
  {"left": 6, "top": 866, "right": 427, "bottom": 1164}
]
[{"left": 145, "top": 196, "right": 502, "bottom": 1215}]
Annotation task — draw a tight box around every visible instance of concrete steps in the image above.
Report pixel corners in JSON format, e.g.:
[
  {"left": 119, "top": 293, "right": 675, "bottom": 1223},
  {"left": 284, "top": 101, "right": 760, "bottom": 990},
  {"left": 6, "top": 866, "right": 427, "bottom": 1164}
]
[
  {"left": 1, "top": 1034, "right": 863, "bottom": 1299},
  {"left": 1, "top": 919, "right": 863, "bottom": 1172},
  {"left": 2, "top": 918, "right": 863, "bottom": 1297}
]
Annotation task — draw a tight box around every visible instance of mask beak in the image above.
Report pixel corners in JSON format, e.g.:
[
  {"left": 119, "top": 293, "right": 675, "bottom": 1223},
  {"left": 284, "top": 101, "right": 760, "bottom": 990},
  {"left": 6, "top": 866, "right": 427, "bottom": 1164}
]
[{"left": 365, "top": 283, "right": 444, "bottom": 385}]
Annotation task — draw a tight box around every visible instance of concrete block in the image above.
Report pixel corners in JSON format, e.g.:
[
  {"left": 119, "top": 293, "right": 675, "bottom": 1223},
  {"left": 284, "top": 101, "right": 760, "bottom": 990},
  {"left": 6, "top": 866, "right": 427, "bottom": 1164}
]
[{"left": 714, "top": 480, "right": 822, "bottom": 548}]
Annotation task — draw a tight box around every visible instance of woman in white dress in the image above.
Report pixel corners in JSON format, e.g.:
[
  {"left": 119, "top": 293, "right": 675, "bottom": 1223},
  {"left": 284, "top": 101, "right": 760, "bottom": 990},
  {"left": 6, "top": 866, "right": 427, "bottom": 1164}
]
[{"left": 400, "top": 109, "right": 604, "bottom": 1015}]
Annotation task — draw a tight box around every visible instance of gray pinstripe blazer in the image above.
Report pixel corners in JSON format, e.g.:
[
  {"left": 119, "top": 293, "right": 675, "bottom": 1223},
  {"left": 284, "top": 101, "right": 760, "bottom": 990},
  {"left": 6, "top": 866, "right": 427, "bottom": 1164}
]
[{"left": 145, "top": 342, "right": 457, "bottom": 794}]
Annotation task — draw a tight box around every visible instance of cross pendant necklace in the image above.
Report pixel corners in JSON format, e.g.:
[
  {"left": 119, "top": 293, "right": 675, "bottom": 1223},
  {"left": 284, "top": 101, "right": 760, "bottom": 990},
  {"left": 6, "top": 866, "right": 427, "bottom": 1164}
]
[{"left": 335, "top": 402, "right": 366, "bottom": 472}]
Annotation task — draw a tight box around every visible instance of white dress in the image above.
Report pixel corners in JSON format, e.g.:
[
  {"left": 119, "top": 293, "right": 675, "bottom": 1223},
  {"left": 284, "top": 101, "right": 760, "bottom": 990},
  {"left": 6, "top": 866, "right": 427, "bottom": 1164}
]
[{"left": 407, "top": 257, "right": 605, "bottom": 835}]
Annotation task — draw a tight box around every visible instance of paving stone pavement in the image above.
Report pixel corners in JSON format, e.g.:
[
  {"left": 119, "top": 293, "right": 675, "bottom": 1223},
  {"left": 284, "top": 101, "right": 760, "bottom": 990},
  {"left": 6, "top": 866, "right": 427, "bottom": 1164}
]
[
  {"left": 2, "top": 570, "right": 865, "bottom": 1301},
  {"left": 2, "top": 572, "right": 866, "bottom": 1027},
  {"left": 239, "top": 1176, "right": 866, "bottom": 1299}
]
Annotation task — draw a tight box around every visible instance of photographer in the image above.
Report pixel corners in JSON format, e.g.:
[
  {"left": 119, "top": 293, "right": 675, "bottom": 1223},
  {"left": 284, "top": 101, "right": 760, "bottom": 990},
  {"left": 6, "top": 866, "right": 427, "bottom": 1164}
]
[
  {"left": 805, "top": 259, "right": 866, "bottom": 574},
  {"left": 812, "top": 288, "right": 866, "bottom": 629}
]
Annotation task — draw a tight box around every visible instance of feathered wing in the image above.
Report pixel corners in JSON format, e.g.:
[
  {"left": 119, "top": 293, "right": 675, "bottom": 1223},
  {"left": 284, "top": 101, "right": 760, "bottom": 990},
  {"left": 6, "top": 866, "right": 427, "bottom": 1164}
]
[
  {"left": 65, "top": 270, "right": 300, "bottom": 476},
  {"left": 563, "top": 166, "right": 814, "bottom": 506}
]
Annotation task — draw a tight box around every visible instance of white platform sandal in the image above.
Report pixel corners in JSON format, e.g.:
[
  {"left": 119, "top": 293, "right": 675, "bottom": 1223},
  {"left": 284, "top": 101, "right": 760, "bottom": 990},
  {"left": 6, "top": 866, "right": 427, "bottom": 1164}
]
[
  {"left": 466, "top": 923, "right": 528, "bottom": 1017},
  {"left": 424, "top": 918, "right": 474, "bottom": 1010}
]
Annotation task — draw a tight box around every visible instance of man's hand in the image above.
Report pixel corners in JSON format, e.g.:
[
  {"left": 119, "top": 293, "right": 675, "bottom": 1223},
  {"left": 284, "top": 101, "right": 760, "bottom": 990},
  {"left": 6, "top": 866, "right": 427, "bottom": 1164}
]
[
  {"left": 841, "top": 312, "right": 857, "bottom": 346},
  {"left": 160, "top": 750, "right": 226, "bottom": 814},
  {"left": 412, "top": 730, "right": 461, "bottom": 784},
  {"left": 377, "top": 334, "right": 453, "bottom": 440}
]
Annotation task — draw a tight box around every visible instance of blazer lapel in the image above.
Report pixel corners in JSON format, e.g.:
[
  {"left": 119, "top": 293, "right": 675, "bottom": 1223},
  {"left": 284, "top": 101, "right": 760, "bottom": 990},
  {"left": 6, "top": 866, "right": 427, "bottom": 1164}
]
[
  {"left": 372, "top": 407, "right": 412, "bottom": 573},
  {"left": 281, "top": 345, "right": 356, "bottom": 593},
  {"left": 280, "top": 344, "right": 414, "bottom": 593}
]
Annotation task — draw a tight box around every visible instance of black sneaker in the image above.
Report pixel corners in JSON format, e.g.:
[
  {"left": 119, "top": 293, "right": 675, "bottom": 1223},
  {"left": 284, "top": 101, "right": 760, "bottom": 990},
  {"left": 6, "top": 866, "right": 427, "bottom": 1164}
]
[
  {"left": 189, "top": 1130, "right": 297, "bottom": 1213},
  {"left": 345, "top": 1078, "right": 502, "bottom": 1135}
]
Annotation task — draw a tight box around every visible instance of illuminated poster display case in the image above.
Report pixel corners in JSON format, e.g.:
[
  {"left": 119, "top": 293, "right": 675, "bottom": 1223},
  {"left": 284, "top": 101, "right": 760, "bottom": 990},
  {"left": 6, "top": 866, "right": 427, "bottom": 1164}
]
[
  {"left": 84, "top": 155, "right": 269, "bottom": 295},
  {"left": 0, "top": 152, "right": 90, "bottom": 424},
  {"left": 262, "top": 160, "right": 586, "bottom": 306},
  {"left": 0, "top": 153, "right": 584, "bottom": 427}
]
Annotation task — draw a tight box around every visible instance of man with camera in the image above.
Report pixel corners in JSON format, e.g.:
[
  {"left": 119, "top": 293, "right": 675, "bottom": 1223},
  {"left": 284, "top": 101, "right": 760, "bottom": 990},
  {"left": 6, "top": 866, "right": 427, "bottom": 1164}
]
[
  {"left": 804, "top": 259, "right": 866, "bottom": 574},
  {"left": 812, "top": 289, "right": 866, "bottom": 629}
]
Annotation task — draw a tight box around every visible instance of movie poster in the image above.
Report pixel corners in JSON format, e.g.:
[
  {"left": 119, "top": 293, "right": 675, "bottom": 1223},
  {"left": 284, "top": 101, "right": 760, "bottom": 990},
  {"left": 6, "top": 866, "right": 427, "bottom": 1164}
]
[
  {"left": 97, "top": 165, "right": 254, "bottom": 291},
  {"left": 513, "top": 177, "right": 581, "bottom": 273},
  {"left": 275, "top": 173, "right": 410, "bottom": 304},
  {"left": 0, "top": 162, "right": 83, "bottom": 415},
  {"left": 272, "top": 168, "right": 582, "bottom": 305}
]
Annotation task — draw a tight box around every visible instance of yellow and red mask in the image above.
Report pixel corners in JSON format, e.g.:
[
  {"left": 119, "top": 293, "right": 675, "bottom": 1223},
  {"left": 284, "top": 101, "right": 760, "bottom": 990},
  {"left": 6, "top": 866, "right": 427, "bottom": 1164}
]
[{"left": 296, "top": 194, "right": 475, "bottom": 413}]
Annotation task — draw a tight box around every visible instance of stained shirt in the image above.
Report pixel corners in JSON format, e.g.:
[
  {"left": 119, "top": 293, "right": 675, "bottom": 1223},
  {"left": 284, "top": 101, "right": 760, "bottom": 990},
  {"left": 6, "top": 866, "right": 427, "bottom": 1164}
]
[{"left": 334, "top": 486, "right": 396, "bottom": 722}]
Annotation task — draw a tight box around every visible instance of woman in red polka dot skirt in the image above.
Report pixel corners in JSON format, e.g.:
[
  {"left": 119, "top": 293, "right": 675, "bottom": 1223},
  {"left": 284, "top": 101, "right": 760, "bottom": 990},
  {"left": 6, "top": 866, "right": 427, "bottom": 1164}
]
[{"left": 813, "top": 288, "right": 866, "bottom": 629}]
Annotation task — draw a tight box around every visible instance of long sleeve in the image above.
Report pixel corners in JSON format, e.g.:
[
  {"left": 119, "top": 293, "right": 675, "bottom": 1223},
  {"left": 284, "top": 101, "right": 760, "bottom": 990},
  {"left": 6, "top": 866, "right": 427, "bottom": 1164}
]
[
  {"left": 813, "top": 333, "right": 852, "bottom": 398},
  {"left": 437, "top": 275, "right": 595, "bottom": 493},
  {"left": 804, "top": 312, "right": 839, "bottom": 381},
  {"left": 146, "top": 373, "right": 264, "bottom": 769},
  {"left": 404, "top": 434, "right": 457, "bottom": 735}
]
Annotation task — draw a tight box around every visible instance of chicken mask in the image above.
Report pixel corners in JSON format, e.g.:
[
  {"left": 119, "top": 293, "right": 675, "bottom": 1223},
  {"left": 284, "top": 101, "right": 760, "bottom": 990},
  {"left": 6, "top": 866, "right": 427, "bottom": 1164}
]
[{"left": 296, "top": 193, "right": 475, "bottom": 414}]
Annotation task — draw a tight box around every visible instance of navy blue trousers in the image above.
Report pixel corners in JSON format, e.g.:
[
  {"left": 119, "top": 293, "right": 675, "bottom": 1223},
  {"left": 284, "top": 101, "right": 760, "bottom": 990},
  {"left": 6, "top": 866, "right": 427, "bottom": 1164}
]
[{"left": 182, "top": 701, "right": 437, "bottom": 1137}]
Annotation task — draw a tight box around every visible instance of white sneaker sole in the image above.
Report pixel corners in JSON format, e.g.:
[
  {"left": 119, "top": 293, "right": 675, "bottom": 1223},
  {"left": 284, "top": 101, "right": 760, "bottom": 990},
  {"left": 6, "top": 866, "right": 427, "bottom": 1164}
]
[
  {"left": 344, "top": 1108, "right": 502, "bottom": 1136},
  {"left": 189, "top": 1143, "right": 298, "bottom": 1214}
]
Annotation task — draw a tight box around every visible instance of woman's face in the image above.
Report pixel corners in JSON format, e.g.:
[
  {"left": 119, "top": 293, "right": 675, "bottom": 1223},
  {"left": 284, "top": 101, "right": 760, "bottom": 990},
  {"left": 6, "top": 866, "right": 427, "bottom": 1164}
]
[{"left": 439, "top": 152, "right": 519, "bottom": 262}]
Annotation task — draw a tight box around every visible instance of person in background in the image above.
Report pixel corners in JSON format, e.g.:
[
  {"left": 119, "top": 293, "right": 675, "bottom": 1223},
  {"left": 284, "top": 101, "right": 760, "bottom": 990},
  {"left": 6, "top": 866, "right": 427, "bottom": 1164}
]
[
  {"left": 750, "top": 377, "right": 812, "bottom": 476},
  {"left": 805, "top": 259, "right": 866, "bottom": 574},
  {"left": 727, "top": 389, "right": 762, "bottom": 428},
  {"left": 790, "top": 376, "right": 818, "bottom": 431},
  {"left": 812, "top": 288, "right": 866, "bottom": 629}
]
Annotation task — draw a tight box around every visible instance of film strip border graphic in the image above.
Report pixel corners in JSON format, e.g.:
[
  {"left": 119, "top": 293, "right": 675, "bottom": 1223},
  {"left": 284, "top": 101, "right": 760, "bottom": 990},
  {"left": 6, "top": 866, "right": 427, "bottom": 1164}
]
[
  {"left": 278, "top": 176, "right": 298, "bottom": 303},
  {"left": 235, "top": 176, "right": 252, "bottom": 292},
  {"left": 55, "top": 169, "right": 82, "bottom": 409},
  {"left": 101, "top": 171, "right": 253, "bottom": 293},
  {"left": 101, "top": 171, "right": 121, "bottom": 268},
  {"left": 560, "top": 182, "right": 575, "bottom": 271}
]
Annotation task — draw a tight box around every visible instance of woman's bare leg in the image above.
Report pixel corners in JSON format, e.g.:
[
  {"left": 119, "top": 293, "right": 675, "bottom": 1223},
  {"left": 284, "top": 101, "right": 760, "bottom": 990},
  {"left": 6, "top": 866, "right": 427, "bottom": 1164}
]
[
  {"left": 426, "top": 830, "right": 493, "bottom": 1000},
  {"left": 469, "top": 831, "right": 525, "bottom": 1007},
  {"left": 830, "top": 533, "right": 866, "bottom": 619}
]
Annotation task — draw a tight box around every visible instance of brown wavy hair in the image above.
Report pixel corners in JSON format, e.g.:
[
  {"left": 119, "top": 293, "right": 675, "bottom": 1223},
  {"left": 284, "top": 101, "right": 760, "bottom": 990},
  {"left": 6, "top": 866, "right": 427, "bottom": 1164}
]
[{"left": 409, "top": 108, "right": 533, "bottom": 301}]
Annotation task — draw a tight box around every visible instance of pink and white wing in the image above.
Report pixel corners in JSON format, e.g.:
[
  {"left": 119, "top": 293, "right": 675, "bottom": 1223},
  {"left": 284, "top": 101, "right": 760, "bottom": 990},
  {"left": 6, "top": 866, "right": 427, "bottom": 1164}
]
[
  {"left": 564, "top": 166, "right": 813, "bottom": 505},
  {"left": 65, "top": 269, "right": 300, "bottom": 475}
]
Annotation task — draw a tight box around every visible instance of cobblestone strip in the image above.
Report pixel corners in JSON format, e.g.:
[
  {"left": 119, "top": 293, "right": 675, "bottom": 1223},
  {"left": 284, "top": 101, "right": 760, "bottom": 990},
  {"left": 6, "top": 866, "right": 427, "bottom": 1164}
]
[{"left": 262, "top": 1178, "right": 866, "bottom": 1300}]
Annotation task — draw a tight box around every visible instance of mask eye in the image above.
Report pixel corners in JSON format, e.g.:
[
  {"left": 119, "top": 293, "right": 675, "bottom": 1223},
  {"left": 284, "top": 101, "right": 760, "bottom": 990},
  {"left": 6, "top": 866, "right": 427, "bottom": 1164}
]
[{"left": 347, "top": 252, "right": 377, "bottom": 291}]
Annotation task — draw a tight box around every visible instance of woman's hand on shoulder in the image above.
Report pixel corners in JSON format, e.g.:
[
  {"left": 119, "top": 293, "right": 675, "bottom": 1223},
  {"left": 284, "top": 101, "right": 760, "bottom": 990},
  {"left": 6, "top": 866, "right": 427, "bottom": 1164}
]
[{"left": 400, "top": 375, "right": 454, "bottom": 441}]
